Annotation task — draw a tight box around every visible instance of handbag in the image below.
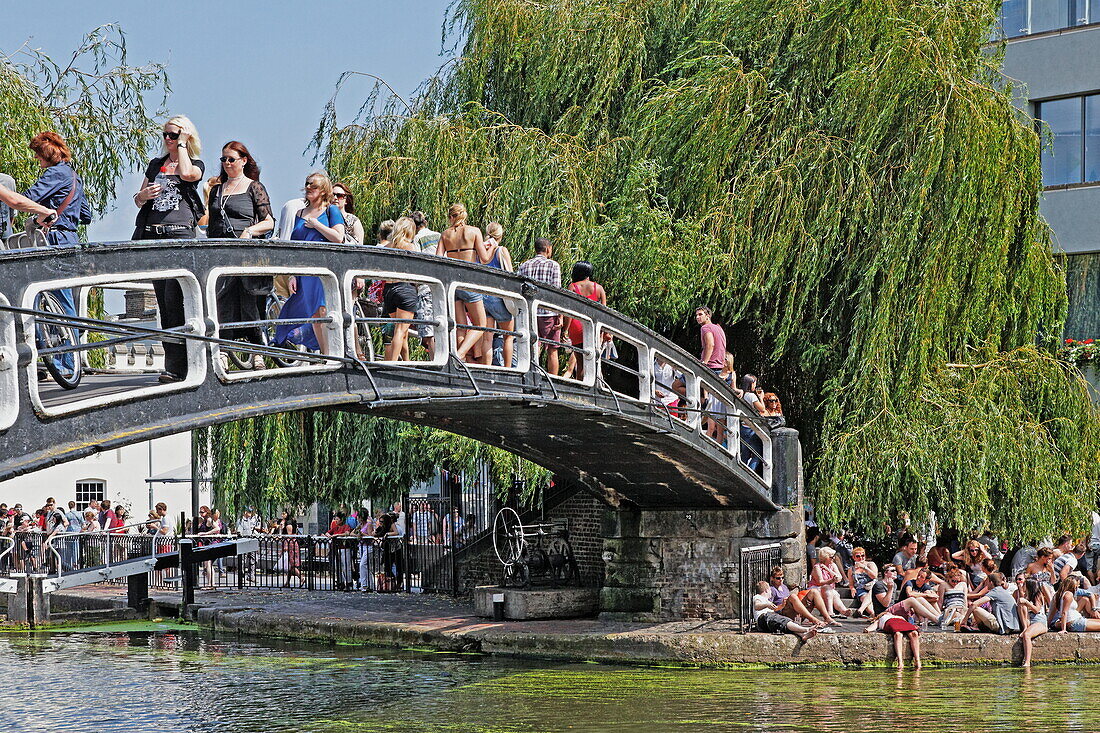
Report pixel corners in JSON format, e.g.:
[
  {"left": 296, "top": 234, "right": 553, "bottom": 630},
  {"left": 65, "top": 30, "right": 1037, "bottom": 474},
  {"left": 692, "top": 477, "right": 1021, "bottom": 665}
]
[{"left": 3, "top": 219, "right": 49, "bottom": 250}]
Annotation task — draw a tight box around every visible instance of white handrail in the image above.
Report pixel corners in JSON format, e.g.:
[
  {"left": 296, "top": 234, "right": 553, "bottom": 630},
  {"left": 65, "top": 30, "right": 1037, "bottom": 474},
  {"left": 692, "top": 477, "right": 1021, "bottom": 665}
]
[{"left": 44, "top": 521, "right": 160, "bottom": 577}]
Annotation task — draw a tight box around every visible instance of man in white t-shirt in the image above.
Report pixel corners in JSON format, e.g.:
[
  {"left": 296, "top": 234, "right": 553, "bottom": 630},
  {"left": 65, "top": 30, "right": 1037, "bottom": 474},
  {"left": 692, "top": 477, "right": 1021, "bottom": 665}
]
[
  {"left": 1089, "top": 511, "right": 1100, "bottom": 584},
  {"left": 752, "top": 581, "right": 818, "bottom": 641}
]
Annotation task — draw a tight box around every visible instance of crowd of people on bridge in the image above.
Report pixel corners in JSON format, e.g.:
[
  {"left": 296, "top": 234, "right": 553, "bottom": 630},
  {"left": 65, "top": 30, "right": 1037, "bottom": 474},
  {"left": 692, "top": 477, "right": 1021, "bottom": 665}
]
[
  {"left": 753, "top": 510, "right": 1100, "bottom": 667},
  {"left": 3, "top": 119, "right": 785, "bottom": 464}
]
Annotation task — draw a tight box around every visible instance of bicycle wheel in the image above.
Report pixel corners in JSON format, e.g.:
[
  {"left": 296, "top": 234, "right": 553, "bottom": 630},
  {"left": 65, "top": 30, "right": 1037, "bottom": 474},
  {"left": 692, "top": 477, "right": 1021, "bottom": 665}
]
[
  {"left": 35, "top": 290, "right": 82, "bottom": 390},
  {"left": 351, "top": 300, "right": 375, "bottom": 361},
  {"left": 225, "top": 340, "right": 255, "bottom": 370}
]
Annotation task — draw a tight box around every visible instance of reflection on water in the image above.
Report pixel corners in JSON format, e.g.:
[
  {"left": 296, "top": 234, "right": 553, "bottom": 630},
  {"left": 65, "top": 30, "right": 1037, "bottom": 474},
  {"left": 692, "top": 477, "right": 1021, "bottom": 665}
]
[{"left": 1, "top": 629, "right": 1098, "bottom": 732}]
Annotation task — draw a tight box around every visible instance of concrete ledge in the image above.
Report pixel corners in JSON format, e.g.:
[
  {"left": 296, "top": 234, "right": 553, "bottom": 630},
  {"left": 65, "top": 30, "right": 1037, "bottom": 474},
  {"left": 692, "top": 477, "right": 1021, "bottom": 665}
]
[
  {"left": 473, "top": 586, "right": 599, "bottom": 620},
  {"left": 192, "top": 606, "right": 1100, "bottom": 668},
  {"left": 49, "top": 588, "right": 1100, "bottom": 669}
]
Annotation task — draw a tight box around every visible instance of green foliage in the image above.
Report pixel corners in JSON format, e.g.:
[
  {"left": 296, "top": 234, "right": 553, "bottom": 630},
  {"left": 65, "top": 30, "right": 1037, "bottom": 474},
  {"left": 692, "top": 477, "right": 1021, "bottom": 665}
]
[
  {"left": 296, "top": 0, "right": 1100, "bottom": 542},
  {"left": 1, "top": 24, "right": 167, "bottom": 209},
  {"left": 204, "top": 414, "right": 550, "bottom": 517}
]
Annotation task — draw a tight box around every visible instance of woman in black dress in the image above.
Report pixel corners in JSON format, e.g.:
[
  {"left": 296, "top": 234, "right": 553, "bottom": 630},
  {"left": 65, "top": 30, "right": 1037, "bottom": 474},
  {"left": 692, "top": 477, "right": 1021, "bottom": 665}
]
[{"left": 206, "top": 140, "right": 274, "bottom": 370}]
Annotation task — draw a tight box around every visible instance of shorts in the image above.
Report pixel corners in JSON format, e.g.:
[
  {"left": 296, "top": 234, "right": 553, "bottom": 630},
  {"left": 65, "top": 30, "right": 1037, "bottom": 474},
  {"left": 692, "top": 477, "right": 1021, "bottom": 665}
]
[
  {"left": 853, "top": 586, "right": 868, "bottom": 600},
  {"left": 415, "top": 285, "right": 435, "bottom": 338},
  {"left": 1029, "top": 612, "right": 1048, "bottom": 627},
  {"left": 757, "top": 611, "right": 789, "bottom": 634},
  {"left": 882, "top": 618, "right": 918, "bottom": 635},
  {"left": 455, "top": 288, "right": 483, "bottom": 304},
  {"left": 483, "top": 295, "right": 513, "bottom": 323},
  {"left": 1068, "top": 616, "right": 1088, "bottom": 632},
  {"left": 537, "top": 315, "right": 561, "bottom": 344},
  {"left": 886, "top": 601, "right": 908, "bottom": 617},
  {"left": 383, "top": 282, "right": 418, "bottom": 315}
]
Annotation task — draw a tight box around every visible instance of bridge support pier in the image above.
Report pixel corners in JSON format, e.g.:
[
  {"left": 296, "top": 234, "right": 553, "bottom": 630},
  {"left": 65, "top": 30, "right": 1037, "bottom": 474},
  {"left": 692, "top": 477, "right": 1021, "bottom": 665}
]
[
  {"left": 8, "top": 575, "right": 49, "bottom": 627},
  {"left": 600, "top": 429, "right": 806, "bottom": 622},
  {"left": 127, "top": 572, "right": 149, "bottom": 615},
  {"left": 599, "top": 504, "right": 805, "bottom": 622}
]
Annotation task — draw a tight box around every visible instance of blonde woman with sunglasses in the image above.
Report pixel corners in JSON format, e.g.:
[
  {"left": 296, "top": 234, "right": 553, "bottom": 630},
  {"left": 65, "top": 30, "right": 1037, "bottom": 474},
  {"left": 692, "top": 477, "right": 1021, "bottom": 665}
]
[
  {"left": 132, "top": 115, "right": 205, "bottom": 383},
  {"left": 272, "top": 172, "right": 345, "bottom": 354}
]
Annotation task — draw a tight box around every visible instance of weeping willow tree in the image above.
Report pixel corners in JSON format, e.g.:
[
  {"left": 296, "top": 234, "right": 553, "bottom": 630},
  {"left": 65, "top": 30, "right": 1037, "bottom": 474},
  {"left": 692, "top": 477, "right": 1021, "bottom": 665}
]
[
  {"left": 287, "top": 0, "right": 1100, "bottom": 543},
  {"left": 205, "top": 415, "right": 551, "bottom": 518},
  {"left": 1, "top": 24, "right": 167, "bottom": 209}
]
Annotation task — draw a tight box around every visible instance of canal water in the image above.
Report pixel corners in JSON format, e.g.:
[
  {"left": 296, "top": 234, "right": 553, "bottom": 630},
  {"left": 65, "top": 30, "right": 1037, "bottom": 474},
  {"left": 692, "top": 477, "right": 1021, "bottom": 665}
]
[{"left": 3, "top": 625, "right": 1098, "bottom": 732}]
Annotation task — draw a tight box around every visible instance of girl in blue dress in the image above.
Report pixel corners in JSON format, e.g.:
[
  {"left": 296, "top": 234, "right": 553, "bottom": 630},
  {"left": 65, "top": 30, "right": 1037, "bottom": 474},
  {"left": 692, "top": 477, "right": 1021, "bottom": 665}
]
[{"left": 274, "top": 173, "right": 345, "bottom": 352}]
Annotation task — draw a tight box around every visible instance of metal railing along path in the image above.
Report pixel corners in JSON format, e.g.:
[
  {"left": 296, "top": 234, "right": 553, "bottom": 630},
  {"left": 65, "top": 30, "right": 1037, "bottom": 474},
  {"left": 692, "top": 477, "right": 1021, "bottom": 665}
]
[
  {"left": 739, "top": 542, "right": 783, "bottom": 633},
  {"left": 0, "top": 239, "right": 785, "bottom": 510}
]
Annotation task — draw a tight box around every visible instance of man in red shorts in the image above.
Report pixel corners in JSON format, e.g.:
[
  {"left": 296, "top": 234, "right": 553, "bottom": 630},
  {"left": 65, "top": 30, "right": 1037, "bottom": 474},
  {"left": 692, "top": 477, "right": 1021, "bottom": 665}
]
[{"left": 516, "top": 238, "right": 563, "bottom": 374}]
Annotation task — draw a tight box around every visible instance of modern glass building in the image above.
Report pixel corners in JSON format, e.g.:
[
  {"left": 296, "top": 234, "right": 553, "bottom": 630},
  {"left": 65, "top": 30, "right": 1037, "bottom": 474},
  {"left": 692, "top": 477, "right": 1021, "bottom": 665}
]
[{"left": 998, "top": 1, "right": 1100, "bottom": 341}]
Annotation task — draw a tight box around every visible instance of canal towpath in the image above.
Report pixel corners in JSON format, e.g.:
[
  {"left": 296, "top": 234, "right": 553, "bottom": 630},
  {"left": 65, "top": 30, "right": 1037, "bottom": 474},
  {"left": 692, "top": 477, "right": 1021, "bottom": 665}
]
[{"left": 48, "top": 585, "right": 1100, "bottom": 668}]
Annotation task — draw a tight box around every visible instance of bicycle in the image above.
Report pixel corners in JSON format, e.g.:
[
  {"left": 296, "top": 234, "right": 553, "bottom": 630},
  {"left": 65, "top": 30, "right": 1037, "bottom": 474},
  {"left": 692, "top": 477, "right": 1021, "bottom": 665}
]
[{"left": 4, "top": 220, "right": 83, "bottom": 389}]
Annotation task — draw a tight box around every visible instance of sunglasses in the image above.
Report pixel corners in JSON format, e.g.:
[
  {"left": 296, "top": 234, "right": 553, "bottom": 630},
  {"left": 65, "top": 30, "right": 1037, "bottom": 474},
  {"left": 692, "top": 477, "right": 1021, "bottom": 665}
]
[
  {"left": 333, "top": 192, "right": 347, "bottom": 199},
  {"left": 220, "top": 156, "right": 241, "bottom": 163},
  {"left": 305, "top": 183, "right": 321, "bottom": 190},
  {"left": 162, "top": 130, "right": 180, "bottom": 140}
]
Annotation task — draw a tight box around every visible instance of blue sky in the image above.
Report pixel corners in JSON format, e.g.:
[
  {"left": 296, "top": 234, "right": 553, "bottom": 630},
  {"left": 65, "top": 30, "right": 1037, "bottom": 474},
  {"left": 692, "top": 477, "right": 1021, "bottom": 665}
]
[{"left": 0, "top": 0, "right": 453, "bottom": 240}]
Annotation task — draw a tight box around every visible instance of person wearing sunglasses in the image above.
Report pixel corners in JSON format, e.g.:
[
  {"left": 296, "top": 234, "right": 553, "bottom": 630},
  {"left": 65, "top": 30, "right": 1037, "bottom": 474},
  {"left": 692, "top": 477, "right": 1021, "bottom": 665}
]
[
  {"left": 847, "top": 546, "right": 879, "bottom": 617},
  {"left": 272, "top": 172, "right": 345, "bottom": 355},
  {"left": 132, "top": 115, "right": 206, "bottom": 383},
  {"left": 207, "top": 141, "right": 274, "bottom": 370},
  {"left": 330, "top": 182, "right": 364, "bottom": 244}
]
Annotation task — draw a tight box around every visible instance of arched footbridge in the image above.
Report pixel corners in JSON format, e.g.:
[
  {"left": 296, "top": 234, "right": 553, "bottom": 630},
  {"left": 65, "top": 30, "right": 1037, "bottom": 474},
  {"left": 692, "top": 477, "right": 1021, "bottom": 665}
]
[{"left": 0, "top": 240, "right": 798, "bottom": 509}]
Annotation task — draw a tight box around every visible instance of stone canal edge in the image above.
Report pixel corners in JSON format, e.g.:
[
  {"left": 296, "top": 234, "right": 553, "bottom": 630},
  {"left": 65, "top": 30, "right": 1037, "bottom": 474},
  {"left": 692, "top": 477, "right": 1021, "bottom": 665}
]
[{"left": 43, "top": 589, "right": 1100, "bottom": 668}]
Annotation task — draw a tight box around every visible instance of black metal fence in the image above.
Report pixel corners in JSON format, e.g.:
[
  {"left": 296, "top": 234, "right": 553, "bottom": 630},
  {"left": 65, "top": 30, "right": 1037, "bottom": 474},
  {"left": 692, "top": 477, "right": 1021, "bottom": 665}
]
[
  {"left": 0, "top": 460, "right": 518, "bottom": 596},
  {"left": 738, "top": 542, "right": 782, "bottom": 633}
]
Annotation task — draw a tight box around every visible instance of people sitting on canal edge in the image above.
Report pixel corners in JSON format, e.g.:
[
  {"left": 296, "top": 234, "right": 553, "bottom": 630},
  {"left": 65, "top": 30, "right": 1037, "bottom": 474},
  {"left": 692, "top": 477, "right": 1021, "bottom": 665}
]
[{"left": 769, "top": 518, "right": 1100, "bottom": 664}]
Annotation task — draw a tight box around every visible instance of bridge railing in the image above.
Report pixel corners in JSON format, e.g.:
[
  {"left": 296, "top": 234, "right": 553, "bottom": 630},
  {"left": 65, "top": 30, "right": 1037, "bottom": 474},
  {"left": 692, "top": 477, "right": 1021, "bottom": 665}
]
[{"left": 1, "top": 240, "right": 775, "bottom": 494}]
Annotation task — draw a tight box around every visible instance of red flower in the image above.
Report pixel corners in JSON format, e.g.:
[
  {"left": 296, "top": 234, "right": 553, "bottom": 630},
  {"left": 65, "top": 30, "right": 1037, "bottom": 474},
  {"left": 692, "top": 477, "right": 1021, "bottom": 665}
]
[
  {"left": 1066, "top": 338, "right": 1074, "bottom": 344},
  {"left": 1085, "top": 339, "right": 1095, "bottom": 345}
]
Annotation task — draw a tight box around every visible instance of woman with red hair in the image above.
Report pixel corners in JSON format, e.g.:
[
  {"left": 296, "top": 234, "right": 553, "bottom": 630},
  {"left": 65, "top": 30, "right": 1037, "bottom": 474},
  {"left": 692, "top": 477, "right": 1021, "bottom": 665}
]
[
  {"left": 23, "top": 132, "right": 93, "bottom": 381},
  {"left": 24, "top": 131, "right": 92, "bottom": 247}
]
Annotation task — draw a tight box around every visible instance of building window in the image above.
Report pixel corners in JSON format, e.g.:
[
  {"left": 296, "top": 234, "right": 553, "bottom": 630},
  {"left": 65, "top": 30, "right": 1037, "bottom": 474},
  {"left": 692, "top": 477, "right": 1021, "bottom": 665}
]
[
  {"left": 1035, "top": 94, "right": 1100, "bottom": 187},
  {"left": 998, "top": 0, "right": 1090, "bottom": 39},
  {"left": 75, "top": 480, "right": 106, "bottom": 506}
]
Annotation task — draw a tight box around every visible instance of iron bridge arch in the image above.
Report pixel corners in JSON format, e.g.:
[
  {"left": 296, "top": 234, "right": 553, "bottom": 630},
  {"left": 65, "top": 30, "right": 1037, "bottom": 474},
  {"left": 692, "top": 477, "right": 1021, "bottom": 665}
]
[{"left": 0, "top": 240, "right": 796, "bottom": 509}]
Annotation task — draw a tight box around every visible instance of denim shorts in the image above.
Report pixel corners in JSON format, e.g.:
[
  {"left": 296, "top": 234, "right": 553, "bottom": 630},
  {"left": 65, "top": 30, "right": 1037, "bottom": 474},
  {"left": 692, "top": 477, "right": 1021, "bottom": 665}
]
[
  {"left": 1069, "top": 616, "right": 1088, "bottom": 632},
  {"left": 483, "top": 295, "right": 512, "bottom": 323},
  {"left": 455, "top": 288, "right": 483, "bottom": 304}
]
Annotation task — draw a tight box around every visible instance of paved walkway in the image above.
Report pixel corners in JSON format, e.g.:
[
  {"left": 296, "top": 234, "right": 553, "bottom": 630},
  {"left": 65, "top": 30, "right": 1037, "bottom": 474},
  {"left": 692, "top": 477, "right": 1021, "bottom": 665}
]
[{"left": 52, "top": 585, "right": 1100, "bottom": 668}]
